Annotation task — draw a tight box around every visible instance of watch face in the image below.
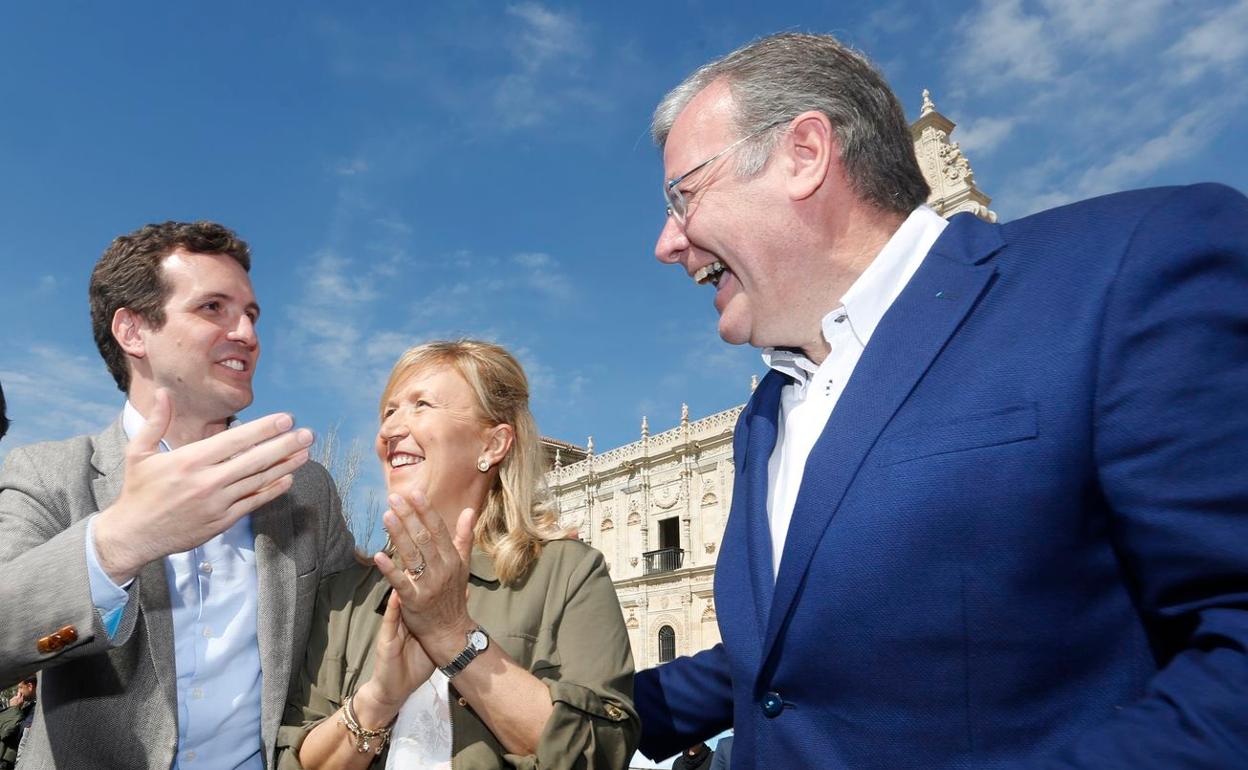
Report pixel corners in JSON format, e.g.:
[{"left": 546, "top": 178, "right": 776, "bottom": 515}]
[{"left": 468, "top": 629, "right": 488, "bottom": 651}]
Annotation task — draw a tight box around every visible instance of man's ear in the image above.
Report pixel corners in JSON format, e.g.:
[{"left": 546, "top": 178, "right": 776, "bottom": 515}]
[
  {"left": 784, "top": 110, "right": 837, "bottom": 202},
  {"left": 482, "top": 423, "right": 515, "bottom": 467},
  {"left": 111, "top": 308, "right": 147, "bottom": 359}
]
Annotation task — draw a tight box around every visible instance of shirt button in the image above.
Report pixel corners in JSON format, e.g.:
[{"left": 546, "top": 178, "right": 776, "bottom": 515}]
[
  {"left": 191, "top": 687, "right": 204, "bottom": 700},
  {"left": 200, "top": 562, "right": 213, "bottom": 575},
  {"left": 761, "top": 691, "right": 784, "bottom": 718},
  {"left": 202, "top": 627, "right": 213, "bottom": 638},
  {"left": 184, "top": 751, "right": 196, "bottom": 762}
]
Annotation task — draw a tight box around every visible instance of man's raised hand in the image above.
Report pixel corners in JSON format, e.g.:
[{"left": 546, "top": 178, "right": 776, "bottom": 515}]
[{"left": 94, "top": 389, "right": 314, "bottom": 584}]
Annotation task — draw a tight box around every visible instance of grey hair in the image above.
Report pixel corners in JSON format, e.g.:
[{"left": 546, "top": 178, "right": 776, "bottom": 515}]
[{"left": 652, "top": 32, "right": 929, "bottom": 215}]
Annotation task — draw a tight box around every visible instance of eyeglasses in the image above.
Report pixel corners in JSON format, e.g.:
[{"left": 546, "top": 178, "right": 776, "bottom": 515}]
[{"left": 663, "top": 119, "right": 787, "bottom": 226}]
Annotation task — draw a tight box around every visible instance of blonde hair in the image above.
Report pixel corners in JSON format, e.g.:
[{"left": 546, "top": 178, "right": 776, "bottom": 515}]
[{"left": 378, "top": 339, "right": 564, "bottom": 585}]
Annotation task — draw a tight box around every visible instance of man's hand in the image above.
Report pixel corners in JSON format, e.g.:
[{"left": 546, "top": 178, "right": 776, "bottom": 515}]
[{"left": 93, "top": 389, "right": 314, "bottom": 583}]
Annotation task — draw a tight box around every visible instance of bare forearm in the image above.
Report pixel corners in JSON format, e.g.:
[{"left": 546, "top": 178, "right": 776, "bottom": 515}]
[
  {"left": 299, "top": 684, "right": 398, "bottom": 769},
  {"left": 450, "top": 646, "right": 554, "bottom": 756}
]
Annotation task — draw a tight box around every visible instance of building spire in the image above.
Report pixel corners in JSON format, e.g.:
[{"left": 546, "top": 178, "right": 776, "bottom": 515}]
[
  {"left": 911, "top": 88, "right": 997, "bottom": 223},
  {"left": 921, "top": 88, "right": 936, "bottom": 117}
]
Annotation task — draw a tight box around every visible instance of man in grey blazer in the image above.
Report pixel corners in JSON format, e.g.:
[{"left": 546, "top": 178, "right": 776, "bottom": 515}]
[{"left": 0, "top": 221, "right": 357, "bottom": 768}]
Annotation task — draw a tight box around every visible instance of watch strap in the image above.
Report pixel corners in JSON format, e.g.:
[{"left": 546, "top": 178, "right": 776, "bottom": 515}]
[{"left": 439, "top": 625, "right": 488, "bottom": 679}]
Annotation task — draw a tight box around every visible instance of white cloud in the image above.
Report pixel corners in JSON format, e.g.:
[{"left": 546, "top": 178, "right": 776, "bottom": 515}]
[
  {"left": 492, "top": 3, "right": 601, "bottom": 131},
  {"left": 1070, "top": 106, "right": 1221, "bottom": 196},
  {"left": 1165, "top": 0, "right": 1248, "bottom": 83},
  {"left": 284, "top": 251, "right": 391, "bottom": 388},
  {"left": 505, "top": 2, "right": 587, "bottom": 70},
  {"left": 951, "top": 116, "right": 1017, "bottom": 157},
  {"left": 945, "top": 0, "right": 1248, "bottom": 218},
  {"left": 1039, "top": 0, "right": 1170, "bottom": 51},
  {"left": 0, "top": 344, "right": 119, "bottom": 458},
  {"left": 334, "top": 157, "right": 370, "bottom": 176},
  {"left": 513, "top": 252, "right": 551, "bottom": 269},
  {"left": 513, "top": 251, "right": 574, "bottom": 301},
  {"left": 956, "top": 0, "right": 1060, "bottom": 87}
]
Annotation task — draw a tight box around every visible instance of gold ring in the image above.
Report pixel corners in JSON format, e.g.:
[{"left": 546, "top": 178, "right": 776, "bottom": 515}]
[{"left": 404, "top": 548, "right": 427, "bottom": 581}]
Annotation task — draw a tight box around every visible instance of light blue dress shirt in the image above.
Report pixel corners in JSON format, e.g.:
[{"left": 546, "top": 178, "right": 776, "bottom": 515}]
[{"left": 85, "top": 402, "right": 264, "bottom": 769}]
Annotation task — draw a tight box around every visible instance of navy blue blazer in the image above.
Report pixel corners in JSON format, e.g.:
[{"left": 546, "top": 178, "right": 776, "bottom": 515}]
[{"left": 637, "top": 184, "right": 1248, "bottom": 768}]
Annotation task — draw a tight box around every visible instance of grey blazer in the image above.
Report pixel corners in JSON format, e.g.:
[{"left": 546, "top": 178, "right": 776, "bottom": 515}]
[{"left": 0, "top": 418, "right": 357, "bottom": 769}]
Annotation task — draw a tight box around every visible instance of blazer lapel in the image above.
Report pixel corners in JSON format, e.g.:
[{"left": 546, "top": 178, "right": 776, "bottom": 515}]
[
  {"left": 759, "top": 214, "right": 1004, "bottom": 670},
  {"left": 252, "top": 494, "right": 295, "bottom": 751},
  {"left": 89, "top": 419, "right": 127, "bottom": 514},
  {"left": 89, "top": 419, "right": 179, "bottom": 718}
]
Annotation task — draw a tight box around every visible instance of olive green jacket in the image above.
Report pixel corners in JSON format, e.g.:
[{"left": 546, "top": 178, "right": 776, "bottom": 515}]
[{"left": 276, "top": 539, "right": 638, "bottom": 769}]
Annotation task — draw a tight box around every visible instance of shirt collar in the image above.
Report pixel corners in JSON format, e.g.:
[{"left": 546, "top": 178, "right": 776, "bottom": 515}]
[
  {"left": 121, "top": 400, "right": 171, "bottom": 452},
  {"left": 762, "top": 205, "right": 948, "bottom": 384},
  {"left": 121, "top": 400, "right": 238, "bottom": 451}
]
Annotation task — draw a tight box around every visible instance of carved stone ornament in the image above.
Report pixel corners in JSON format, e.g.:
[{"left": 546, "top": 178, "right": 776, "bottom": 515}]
[
  {"left": 653, "top": 484, "right": 680, "bottom": 509},
  {"left": 705, "top": 542, "right": 717, "bottom": 554}
]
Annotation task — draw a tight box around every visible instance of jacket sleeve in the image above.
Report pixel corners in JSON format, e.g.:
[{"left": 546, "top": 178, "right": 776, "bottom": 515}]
[
  {"left": 512, "top": 547, "right": 639, "bottom": 769},
  {"left": 1036, "top": 184, "right": 1248, "bottom": 767},
  {"left": 635, "top": 643, "right": 734, "bottom": 762},
  {"left": 0, "top": 446, "right": 133, "bottom": 683},
  {"left": 275, "top": 576, "right": 357, "bottom": 770}
]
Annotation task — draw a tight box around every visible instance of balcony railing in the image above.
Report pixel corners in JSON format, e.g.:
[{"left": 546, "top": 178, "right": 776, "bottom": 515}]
[{"left": 642, "top": 547, "right": 684, "bottom": 575}]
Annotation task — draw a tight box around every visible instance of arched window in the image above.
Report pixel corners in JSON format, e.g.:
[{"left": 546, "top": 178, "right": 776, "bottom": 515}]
[{"left": 658, "top": 625, "right": 676, "bottom": 663}]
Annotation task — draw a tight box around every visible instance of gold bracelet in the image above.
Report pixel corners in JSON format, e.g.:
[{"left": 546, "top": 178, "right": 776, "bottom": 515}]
[{"left": 339, "top": 693, "right": 392, "bottom": 755}]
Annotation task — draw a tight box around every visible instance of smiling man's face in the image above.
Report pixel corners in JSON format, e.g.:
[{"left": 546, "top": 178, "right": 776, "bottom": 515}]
[
  {"left": 134, "top": 249, "right": 260, "bottom": 424},
  {"left": 654, "top": 80, "right": 804, "bottom": 350}
]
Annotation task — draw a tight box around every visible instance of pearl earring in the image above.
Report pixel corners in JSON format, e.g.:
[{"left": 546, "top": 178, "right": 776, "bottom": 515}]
[{"left": 477, "top": 458, "right": 490, "bottom": 472}]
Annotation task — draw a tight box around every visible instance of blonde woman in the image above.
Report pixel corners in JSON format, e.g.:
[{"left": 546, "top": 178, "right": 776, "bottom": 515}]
[{"left": 278, "top": 340, "right": 637, "bottom": 769}]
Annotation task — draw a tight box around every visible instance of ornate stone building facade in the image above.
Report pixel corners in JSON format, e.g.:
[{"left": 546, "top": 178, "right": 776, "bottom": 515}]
[
  {"left": 543, "top": 93, "right": 994, "bottom": 670},
  {"left": 545, "top": 402, "right": 745, "bottom": 670}
]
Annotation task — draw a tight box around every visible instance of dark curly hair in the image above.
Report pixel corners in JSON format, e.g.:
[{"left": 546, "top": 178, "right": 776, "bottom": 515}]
[{"left": 89, "top": 221, "right": 251, "bottom": 392}]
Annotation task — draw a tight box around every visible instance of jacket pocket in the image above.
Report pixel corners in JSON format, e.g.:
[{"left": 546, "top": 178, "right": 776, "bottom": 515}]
[{"left": 876, "top": 402, "right": 1038, "bottom": 466}]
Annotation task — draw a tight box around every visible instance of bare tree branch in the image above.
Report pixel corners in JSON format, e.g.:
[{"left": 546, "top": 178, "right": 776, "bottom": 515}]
[{"left": 315, "top": 422, "right": 381, "bottom": 553}]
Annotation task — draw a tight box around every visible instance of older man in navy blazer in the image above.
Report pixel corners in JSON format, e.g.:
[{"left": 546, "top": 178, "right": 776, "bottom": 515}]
[{"left": 636, "top": 32, "right": 1248, "bottom": 768}]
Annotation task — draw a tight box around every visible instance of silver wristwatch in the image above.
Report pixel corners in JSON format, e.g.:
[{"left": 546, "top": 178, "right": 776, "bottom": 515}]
[{"left": 439, "top": 625, "right": 490, "bottom": 679}]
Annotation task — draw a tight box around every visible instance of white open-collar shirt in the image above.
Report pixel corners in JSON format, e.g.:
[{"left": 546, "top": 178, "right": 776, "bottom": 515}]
[{"left": 761, "top": 205, "right": 948, "bottom": 579}]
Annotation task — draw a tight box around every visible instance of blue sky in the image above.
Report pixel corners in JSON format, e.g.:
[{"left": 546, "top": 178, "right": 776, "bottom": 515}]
[{"left": 3, "top": 0, "right": 1247, "bottom": 533}]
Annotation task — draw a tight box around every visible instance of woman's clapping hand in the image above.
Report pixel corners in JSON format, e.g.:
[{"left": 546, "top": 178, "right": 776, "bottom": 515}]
[{"left": 374, "top": 488, "right": 480, "bottom": 661}]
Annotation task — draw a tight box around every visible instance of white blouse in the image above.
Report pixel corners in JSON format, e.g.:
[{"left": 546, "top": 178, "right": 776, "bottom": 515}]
[{"left": 385, "top": 669, "right": 453, "bottom": 769}]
